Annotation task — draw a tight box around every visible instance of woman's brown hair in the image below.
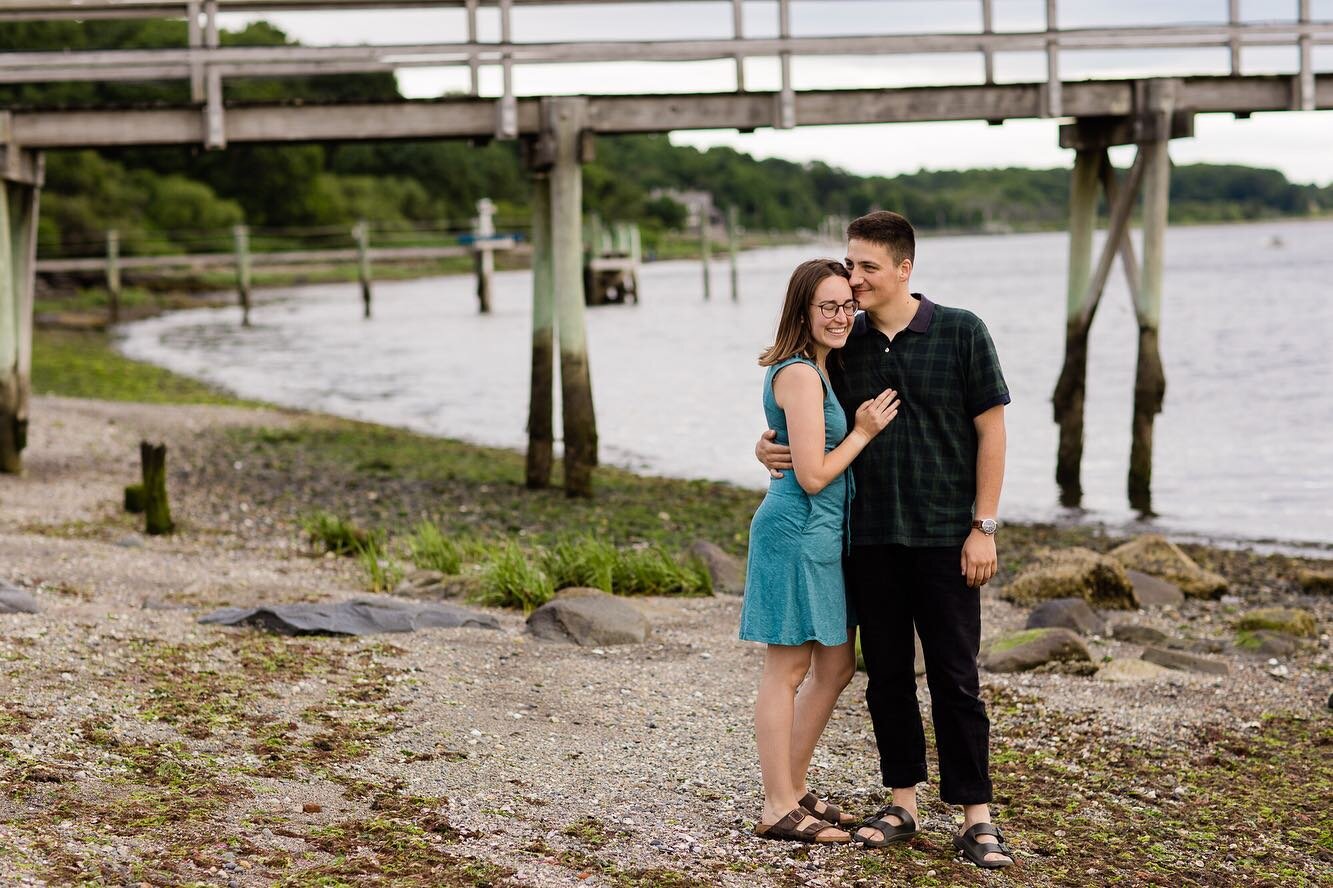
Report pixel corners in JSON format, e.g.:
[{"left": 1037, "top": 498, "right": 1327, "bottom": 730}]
[{"left": 758, "top": 259, "right": 851, "bottom": 366}]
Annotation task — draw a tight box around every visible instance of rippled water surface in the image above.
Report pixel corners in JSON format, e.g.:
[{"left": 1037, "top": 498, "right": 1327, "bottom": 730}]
[{"left": 119, "top": 218, "right": 1333, "bottom": 550}]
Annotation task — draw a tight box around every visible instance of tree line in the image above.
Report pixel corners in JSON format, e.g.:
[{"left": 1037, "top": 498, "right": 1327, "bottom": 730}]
[{"left": 4, "top": 19, "right": 1328, "bottom": 258}]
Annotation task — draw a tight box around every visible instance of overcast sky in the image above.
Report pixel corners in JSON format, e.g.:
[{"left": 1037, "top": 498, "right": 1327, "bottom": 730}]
[{"left": 220, "top": 0, "right": 1333, "bottom": 185}]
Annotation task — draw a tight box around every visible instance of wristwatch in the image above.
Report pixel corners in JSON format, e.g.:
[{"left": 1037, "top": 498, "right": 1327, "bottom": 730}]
[{"left": 971, "top": 518, "right": 999, "bottom": 535}]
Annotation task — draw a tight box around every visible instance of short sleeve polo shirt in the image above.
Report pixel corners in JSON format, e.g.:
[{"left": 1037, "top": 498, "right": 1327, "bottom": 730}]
[{"left": 830, "top": 293, "right": 1010, "bottom": 547}]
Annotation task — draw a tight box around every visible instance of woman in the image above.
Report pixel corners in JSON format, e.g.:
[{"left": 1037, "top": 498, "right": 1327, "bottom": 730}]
[{"left": 741, "top": 259, "right": 899, "bottom": 844}]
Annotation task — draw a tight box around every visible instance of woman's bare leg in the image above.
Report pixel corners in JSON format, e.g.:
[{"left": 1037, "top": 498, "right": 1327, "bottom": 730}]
[{"left": 789, "top": 640, "right": 856, "bottom": 802}]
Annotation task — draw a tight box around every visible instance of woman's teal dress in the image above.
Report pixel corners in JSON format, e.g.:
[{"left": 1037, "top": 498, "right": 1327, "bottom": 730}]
[{"left": 739, "top": 356, "right": 855, "bottom": 647}]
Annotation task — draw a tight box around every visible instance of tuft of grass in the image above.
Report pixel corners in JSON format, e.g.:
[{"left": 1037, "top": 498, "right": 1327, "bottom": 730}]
[
  {"left": 612, "top": 546, "right": 711, "bottom": 597},
  {"left": 356, "top": 538, "right": 404, "bottom": 594},
  {"left": 540, "top": 536, "right": 617, "bottom": 593},
  {"left": 301, "top": 510, "right": 375, "bottom": 556},
  {"left": 406, "top": 520, "right": 463, "bottom": 574},
  {"left": 475, "top": 545, "right": 553, "bottom": 613}
]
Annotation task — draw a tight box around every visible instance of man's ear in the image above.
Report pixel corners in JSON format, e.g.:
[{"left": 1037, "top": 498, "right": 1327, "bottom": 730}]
[{"left": 898, "top": 258, "right": 913, "bottom": 282}]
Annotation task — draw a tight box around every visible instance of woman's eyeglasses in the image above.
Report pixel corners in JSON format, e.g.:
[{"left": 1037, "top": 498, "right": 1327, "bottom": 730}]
[{"left": 816, "top": 299, "right": 860, "bottom": 319}]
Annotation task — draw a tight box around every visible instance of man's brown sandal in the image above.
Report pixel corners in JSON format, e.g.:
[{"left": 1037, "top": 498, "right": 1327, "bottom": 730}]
[
  {"left": 850, "top": 805, "right": 918, "bottom": 848},
  {"left": 798, "top": 791, "right": 858, "bottom": 826},
  {"left": 953, "top": 822, "right": 1013, "bottom": 868},
  {"left": 753, "top": 808, "right": 851, "bottom": 844}
]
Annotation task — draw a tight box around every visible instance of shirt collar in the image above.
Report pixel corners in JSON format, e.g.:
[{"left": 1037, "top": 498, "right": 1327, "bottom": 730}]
[{"left": 850, "top": 293, "right": 933, "bottom": 338}]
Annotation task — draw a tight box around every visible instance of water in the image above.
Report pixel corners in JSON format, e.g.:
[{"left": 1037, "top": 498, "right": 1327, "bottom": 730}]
[{"left": 118, "top": 218, "right": 1333, "bottom": 552}]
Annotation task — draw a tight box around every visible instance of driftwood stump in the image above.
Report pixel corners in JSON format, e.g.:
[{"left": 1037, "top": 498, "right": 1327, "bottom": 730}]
[
  {"left": 123, "top": 483, "right": 146, "bottom": 514},
  {"left": 139, "top": 441, "right": 174, "bottom": 535}
]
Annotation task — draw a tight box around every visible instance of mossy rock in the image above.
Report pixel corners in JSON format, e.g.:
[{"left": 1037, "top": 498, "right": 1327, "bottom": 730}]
[
  {"left": 1232, "top": 629, "right": 1300, "bottom": 657},
  {"left": 1109, "top": 535, "right": 1228, "bottom": 599},
  {"left": 1002, "top": 547, "right": 1135, "bottom": 610},
  {"left": 1234, "top": 607, "right": 1317, "bottom": 639},
  {"left": 1297, "top": 568, "right": 1333, "bottom": 596},
  {"left": 981, "top": 627, "right": 1091, "bottom": 673}
]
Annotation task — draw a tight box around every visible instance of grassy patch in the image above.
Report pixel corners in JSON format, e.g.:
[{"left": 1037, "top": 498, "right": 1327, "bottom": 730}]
[
  {"left": 476, "top": 544, "right": 554, "bottom": 613},
  {"left": 301, "top": 510, "right": 377, "bottom": 555},
  {"left": 31, "top": 328, "right": 262, "bottom": 406},
  {"left": 408, "top": 520, "right": 464, "bottom": 574}
]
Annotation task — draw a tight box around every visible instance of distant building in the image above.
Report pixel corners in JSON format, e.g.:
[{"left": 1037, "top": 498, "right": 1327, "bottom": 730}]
[{"left": 649, "top": 189, "right": 721, "bottom": 233}]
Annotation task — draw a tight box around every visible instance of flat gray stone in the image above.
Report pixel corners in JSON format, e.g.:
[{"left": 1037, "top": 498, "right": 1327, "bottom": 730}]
[
  {"left": 1110, "top": 622, "right": 1168, "bottom": 645},
  {"left": 1126, "top": 569, "right": 1185, "bottom": 609},
  {"left": 199, "top": 595, "right": 500, "bottom": 636},
  {"left": 981, "top": 627, "right": 1091, "bottom": 674},
  {"left": 1025, "top": 598, "right": 1106, "bottom": 636},
  {"left": 689, "top": 541, "right": 743, "bottom": 596},
  {"left": 1141, "top": 645, "right": 1229, "bottom": 676},
  {"left": 527, "top": 590, "right": 648, "bottom": 646},
  {"left": 1097, "top": 658, "right": 1175, "bottom": 683},
  {"left": 0, "top": 582, "right": 40, "bottom": 614}
]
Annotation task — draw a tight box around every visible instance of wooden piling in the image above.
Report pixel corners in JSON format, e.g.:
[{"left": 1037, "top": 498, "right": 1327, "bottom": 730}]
[
  {"left": 727, "top": 206, "right": 740, "bottom": 303},
  {"left": 106, "top": 229, "right": 122, "bottom": 324},
  {"left": 474, "top": 198, "right": 495, "bottom": 314},
  {"left": 353, "top": 220, "right": 372, "bottom": 318},
  {"left": 140, "top": 441, "right": 174, "bottom": 535},
  {"left": 526, "top": 172, "right": 555, "bottom": 489},
  {"left": 233, "top": 224, "right": 252, "bottom": 327},
  {"left": 1052, "top": 147, "right": 1101, "bottom": 506},
  {"left": 1130, "top": 91, "right": 1174, "bottom": 513},
  {"left": 546, "top": 97, "right": 598, "bottom": 497},
  {"left": 699, "top": 210, "right": 712, "bottom": 301},
  {"left": 0, "top": 157, "right": 40, "bottom": 476}
]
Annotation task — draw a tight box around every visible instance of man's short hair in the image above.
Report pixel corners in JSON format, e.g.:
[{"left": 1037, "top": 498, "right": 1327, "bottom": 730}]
[{"left": 847, "top": 211, "right": 915, "bottom": 266}]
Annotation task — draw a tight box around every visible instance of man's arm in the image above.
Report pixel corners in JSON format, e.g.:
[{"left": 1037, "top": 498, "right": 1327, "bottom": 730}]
[
  {"left": 755, "top": 429, "right": 793, "bottom": 479},
  {"left": 961, "top": 404, "right": 1006, "bottom": 587}
]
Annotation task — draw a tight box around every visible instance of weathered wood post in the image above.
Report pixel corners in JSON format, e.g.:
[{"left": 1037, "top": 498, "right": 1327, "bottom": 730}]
[
  {"left": 106, "top": 229, "right": 122, "bottom": 324},
  {"left": 1051, "top": 147, "right": 1100, "bottom": 506},
  {"left": 726, "top": 205, "right": 740, "bottom": 303},
  {"left": 232, "top": 224, "right": 252, "bottom": 327},
  {"left": 526, "top": 170, "right": 554, "bottom": 489},
  {"left": 0, "top": 149, "right": 42, "bottom": 476},
  {"left": 353, "top": 220, "right": 372, "bottom": 319},
  {"left": 544, "top": 97, "right": 598, "bottom": 497},
  {"left": 140, "top": 441, "right": 174, "bottom": 535},
  {"left": 474, "top": 198, "right": 495, "bottom": 314},
  {"left": 699, "top": 203, "right": 712, "bottom": 301},
  {"left": 1129, "top": 81, "right": 1176, "bottom": 514}
]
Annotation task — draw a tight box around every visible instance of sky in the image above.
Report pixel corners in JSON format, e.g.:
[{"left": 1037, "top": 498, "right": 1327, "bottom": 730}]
[{"left": 219, "top": 0, "right": 1333, "bottom": 185}]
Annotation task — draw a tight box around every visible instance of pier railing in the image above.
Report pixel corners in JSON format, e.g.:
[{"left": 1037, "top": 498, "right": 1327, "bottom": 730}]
[{"left": 0, "top": 1, "right": 1329, "bottom": 145}]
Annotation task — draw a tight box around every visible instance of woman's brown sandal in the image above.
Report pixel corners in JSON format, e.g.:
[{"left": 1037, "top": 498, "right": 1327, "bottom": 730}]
[
  {"left": 754, "top": 808, "right": 851, "bottom": 844},
  {"left": 798, "top": 791, "right": 858, "bottom": 826}
]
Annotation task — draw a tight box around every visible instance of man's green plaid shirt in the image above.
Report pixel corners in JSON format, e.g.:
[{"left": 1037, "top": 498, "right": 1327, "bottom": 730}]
[{"left": 830, "top": 294, "right": 1010, "bottom": 547}]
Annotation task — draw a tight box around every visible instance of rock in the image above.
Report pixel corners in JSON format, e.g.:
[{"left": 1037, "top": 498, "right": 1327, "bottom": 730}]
[
  {"left": 199, "top": 596, "right": 500, "bottom": 635},
  {"left": 1233, "top": 630, "right": 1299, "bottom": 658},
  {"left": 1125, "top": 569, "right": 1185, "bottom": 609},
  {"left": 526, "top": 589, "right": 649, "bottom": 646},
  {"left": 1168, "top": 637, "right": 1226, "bottom": 654},
  {"left": 402, "top": 568, "right": 447, "bottom": 589},
  {"left": 0, "top": 582, "right": 41, "bottom": 614},
  {"left": 689, "top": 541, "right": 743, "bottom": 596},
  {"left": 114, "top": 535, "right": 144, "bottom": 549},
  {"left": 395, "top": 572, "right": 480, "bottom": 601},
  {"left": 981, "top": 628, "right": 1091, "bottom": 673},
  {"left": 1297, "top": 568, "right": 1333, "bottom": 595},
  {"left": 1097, "top": 659, "right": 1175, "bottom": 682},
  {"left": 913, "top": 631, "right": 925, "bottom": 677},
  {"left": 1002, "top": 548, "right": 1135, "bottom": 610},
  {"left": 1140, "top": 645, "right": 1229, "bottom": 676},
  {"left": 1110, "top": 622, "right": 1168, "bottom": 644},
  {"left": 1234, "top": 607, "right": 1317, "bottom": 638},
  {"left": 1109, "top": 535, "right": 1228, "bottom": 599},
  {"left": 1025, "top": 598, "right": 1106, "bottom": 636}
]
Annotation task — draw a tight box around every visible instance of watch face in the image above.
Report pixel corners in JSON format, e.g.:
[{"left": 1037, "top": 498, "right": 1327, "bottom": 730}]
[{"left": 980, "top": 519, "right": 997, "bottom": 534}]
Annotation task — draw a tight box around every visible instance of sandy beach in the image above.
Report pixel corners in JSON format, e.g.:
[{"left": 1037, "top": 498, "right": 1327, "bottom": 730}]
[{"left": 1, "top": 395, "right": 1329, "bottom": 887}]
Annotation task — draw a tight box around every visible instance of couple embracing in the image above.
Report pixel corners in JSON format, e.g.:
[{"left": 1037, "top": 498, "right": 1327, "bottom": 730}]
[{"left": 739, "top": 211, "right": 1013, "bottom": 869}]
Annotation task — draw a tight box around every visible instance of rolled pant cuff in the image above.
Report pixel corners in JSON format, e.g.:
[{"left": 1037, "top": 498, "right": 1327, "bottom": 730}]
[
  {"left": 940, "top": 786, "right": 994, "bottom": 806},
  {"left": 881, "top": 766, "right": 928, "bottom": 789}
]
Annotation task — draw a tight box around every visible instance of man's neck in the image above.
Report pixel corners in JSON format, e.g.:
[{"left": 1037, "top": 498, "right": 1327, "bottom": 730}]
[{"left": 867, "top": 288, "right": 918, "bottom": 339}]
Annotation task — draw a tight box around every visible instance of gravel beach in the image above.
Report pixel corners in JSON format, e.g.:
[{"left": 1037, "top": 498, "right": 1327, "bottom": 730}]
[{"left": 1, "top": 397, "right": 1329, "bottom": 887}]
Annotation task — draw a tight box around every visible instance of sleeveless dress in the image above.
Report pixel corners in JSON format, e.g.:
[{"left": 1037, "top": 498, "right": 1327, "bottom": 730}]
[{"left": 739, "top": 356, "right": 856, "bottom": 647}]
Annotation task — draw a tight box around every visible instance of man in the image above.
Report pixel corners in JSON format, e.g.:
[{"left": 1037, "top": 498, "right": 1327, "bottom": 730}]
[{"left": 756, "top": 211, "right": 1013, "bottom": 868}]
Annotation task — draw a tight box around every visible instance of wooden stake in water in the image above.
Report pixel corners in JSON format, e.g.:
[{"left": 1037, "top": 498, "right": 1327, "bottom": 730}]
[
  {"left": 233, "top": 224, "right": 252, "bottom": 327},
  {"left": 474, "top": 197, "right": 495, "bottom": 315},
  {"left": 526, "top": 172, "right": 555, "bottom": 489},
  {"left": 546, "top": 97, "right": 598, "bottom": 497},
  {"left": 700, "top": 208, "right": 712, "bottom": 301},
  {"left": 727, "top": 206, "right": 740, "bottom": 303},
  {"left": 353, "top": 220, "right": 372, "bottom": 319},
  {"left": 106, "top": 229, "right": 122, "bottom": 324}
]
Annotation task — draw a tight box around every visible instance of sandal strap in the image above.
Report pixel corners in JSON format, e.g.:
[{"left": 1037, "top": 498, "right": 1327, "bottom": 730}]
[
  {"left": 863, "top": 804, "right": 917, "bottom": 833},
  {"left": 798, "top": 791, "right": 843, "bottom": 824}
]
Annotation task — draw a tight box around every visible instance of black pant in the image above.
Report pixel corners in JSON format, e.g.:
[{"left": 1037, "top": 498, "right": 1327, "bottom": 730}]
[{"left": 846, "top": 543, "right": 992, "bottom": 805}]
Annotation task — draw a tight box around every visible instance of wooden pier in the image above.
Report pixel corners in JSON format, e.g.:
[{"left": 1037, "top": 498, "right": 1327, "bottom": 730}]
[{"left": 0, "top": 0, "right": 1330, "bottom": 502}]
